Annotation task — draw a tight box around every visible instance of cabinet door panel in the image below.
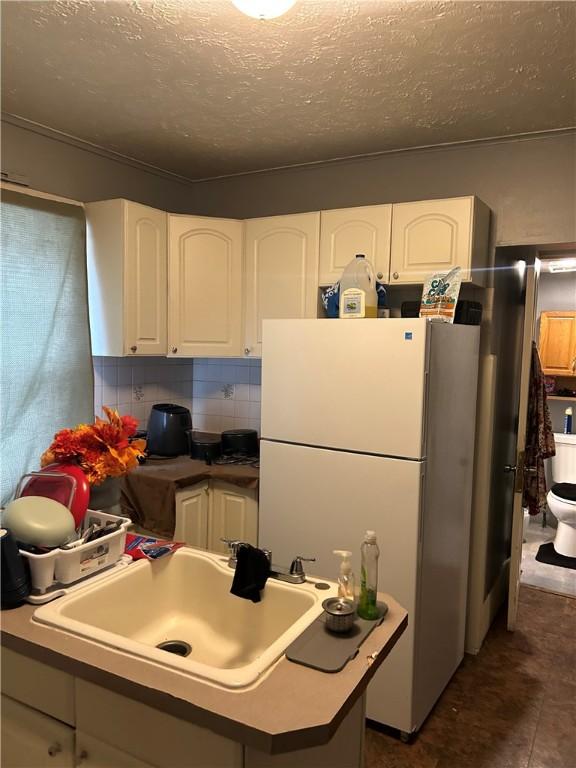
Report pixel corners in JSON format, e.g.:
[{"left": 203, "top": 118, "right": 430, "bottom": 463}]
[
  {"left": 174, "top": 484, "right": 209, "bottom": 549},
  {"left": 76, "top": 732, "right": 155, "bottom": 768},
  {"left": 76, "top": 680, "right": 243, "bottom": 768},
  {"left": 390, "top": 198, "right": 473, "bottom": 284},
  {"left": 208, "top": 482, "right": 258, "bottom": 554},
  {"left": 125, "top": 202, "right": 168, "bottom": 355},
  {"left": 244, "top": 213, "right": 320, "bottom": 357},
  {"left": 1, "top": 647, "right": 75, "bottom": 726},
  {"left": 169, "top": 217, "right": 243, "bottom": 357},
  {"left": 1, "top": 695, "right": 75, "bottom": 768},
  {"left": 319, "top": 205, "right": 391, "bottom": 285},
  {"left": 539, "top": 311, "right": 576, "bottom": 375}
]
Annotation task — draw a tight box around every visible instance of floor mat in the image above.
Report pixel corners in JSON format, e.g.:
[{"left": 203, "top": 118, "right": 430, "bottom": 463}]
[{"left": 535, "top": 542, "right": 576, "bottom": 570}]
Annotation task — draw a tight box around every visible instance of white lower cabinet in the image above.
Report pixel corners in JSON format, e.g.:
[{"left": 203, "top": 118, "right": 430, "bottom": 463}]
[
  {"left": 2, "top": 651, "right": 365, "bottom": 768},
  {"left": 76, "top": 681, "right": 242, "bottom": 768},
  {"left": 75, "top": 732, "right": 154, "bottom": 768},
  {"left": 1, "top": 695, "right": 75, "bottom": 768},
  {"left": 175, "top": 481, "right": 258, "bottom": 553},
  {"left": 209, "top": 481, "right": 259, "bottom": 554},
  {"left": 173, "top": 481, "right": 210, "bottom": 548}
]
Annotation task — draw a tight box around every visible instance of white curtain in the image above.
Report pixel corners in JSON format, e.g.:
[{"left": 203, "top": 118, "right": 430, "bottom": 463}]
[{"left": 1, "top": 189, "right": 94, "bottom": 506}]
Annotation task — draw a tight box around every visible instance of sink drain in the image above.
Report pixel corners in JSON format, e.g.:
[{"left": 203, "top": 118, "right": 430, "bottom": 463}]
[{"left": 156, "top": 640, "right": 192, "bottom": 657}]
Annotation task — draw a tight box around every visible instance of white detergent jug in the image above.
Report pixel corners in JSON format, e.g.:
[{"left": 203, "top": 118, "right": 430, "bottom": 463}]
[{"left": 339, "top": 254, "right": 378, "bottom": 319}]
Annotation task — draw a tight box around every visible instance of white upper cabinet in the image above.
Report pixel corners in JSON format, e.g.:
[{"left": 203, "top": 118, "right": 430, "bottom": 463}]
[
  {"left": 168, "top": 216, "right": 243, "bottom": 357},
  {"left": 389, "top": 196, "right": 490, "bottom": 286},
  {"left": 244, "top": 213, "right": 320, "bottom": 358},
  {"left": 319, "top": 205, "right": 392, "bottom": 286},
  {"left": 87, "top": 200, "right": 167, "bottom": 356}
]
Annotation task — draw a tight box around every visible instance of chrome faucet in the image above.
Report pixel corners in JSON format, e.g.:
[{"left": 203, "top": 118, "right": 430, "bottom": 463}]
[
  {"left": 220, "top": 538, "right": 243, "bottom": 569},
  {"left": 269, "top": 555, "right": 316, "bottom": 584},
  {"left": 220, "top": 539, "right": 315, "bottom": 584}
]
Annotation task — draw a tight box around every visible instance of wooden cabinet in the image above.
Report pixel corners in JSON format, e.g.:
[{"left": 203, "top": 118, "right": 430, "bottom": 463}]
[
  {"left": 168, "top": 216, "right": 243, "bottom": 357},
  {"left": 319, "top": 205, "right": 392, "bottom": 286},
  {"left": 244, "top": 213, "right": 320, "bottom": 357},
  {"left": 539, "top": 310, "right": 576, "bottom": 376},
  {"left": 1, "top": 695, "right": 75, "bottom": 768},
  {"left": 175, "top": 481, "right": 258, "bottom": 553},
  {"left": 389, "top": 196, "right": 490, "bottom": 286},
  {"left": 87, "top": 200, "right": 167, "bottom": 356}
]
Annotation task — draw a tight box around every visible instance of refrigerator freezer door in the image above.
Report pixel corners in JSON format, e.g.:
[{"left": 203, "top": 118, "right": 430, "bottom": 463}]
[
  {"left": 259, "top": 439, "right": 423, "bottom": 731},
  {"left": 261, "top": 318, "right": 429, "bottom": 460}
]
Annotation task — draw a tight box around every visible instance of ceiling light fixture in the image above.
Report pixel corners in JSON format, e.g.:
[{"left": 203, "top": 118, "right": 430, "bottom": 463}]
[
  {"left": 547, "top": 258, "right": 576, "bottom": 273},
  {"left": 231, "top": 0, "right": 296, "bottom": 19}
]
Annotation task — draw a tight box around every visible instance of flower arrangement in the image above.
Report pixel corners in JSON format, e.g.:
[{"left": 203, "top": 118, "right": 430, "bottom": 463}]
[{"left": 41, "top": 407, "right": 146, "bottom": 486}]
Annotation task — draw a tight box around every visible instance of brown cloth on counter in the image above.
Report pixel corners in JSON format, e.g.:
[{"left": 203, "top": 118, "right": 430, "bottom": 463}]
[
  {"left": 523, "top": 343, "right": 555, "bottom": 516},
  {"left": 120, "top": 457, "right": 259, "bottom": 538}
]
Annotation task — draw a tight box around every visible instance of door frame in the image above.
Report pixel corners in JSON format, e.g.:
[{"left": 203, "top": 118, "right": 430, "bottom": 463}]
[
  {"left": 507, "top": 242, "right": 576, "bottom": 628},
  {"left": 507, "top": 258, "right": 539, "bottom": 630}
]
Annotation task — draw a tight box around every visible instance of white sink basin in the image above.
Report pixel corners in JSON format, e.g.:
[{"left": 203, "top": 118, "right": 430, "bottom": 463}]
[{"left": 33, "top": 547, "right": 336, "bottom": 689}]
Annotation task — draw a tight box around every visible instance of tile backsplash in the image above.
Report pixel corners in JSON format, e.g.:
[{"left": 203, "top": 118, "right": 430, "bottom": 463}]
[
  {"left": 93, "top": 357, "right": 261, "bottom": 435},
  {"left": 192, "top": 358, "right": 261, "bottom": 435},
  {"left": 93, "top": 357, "right": 193, "bottom": 428}
]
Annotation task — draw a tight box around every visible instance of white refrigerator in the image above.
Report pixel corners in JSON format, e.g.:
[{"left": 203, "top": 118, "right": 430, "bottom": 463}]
[{"left": 259, "top": 318, "right": 480, "bottom": 736}]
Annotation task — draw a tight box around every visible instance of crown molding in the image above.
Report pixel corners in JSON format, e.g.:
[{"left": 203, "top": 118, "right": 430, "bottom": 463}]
[
  {"left": 2, "top": 112, "right": 198, "bottom": 188},
  {"left": 3, "top": 111, "right": 575, "bottom": 186}
]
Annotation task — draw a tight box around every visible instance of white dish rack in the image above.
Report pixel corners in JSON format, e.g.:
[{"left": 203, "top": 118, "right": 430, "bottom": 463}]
[{"left": 19, "top": 509, "right": 132, "bottom": 604}]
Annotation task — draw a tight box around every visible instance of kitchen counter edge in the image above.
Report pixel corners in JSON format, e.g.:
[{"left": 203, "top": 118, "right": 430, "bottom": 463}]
[{"left": 1, "top": 595, "right": 407, "bottom": 754}]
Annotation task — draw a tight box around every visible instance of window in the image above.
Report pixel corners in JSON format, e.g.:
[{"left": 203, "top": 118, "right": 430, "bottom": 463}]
[{"left": 1, "top": 189, "right": 93, "bottom": 506}]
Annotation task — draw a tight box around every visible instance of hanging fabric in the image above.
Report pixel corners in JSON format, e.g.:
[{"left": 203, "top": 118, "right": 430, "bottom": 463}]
[
  {"left": 0, "top": 190, "right": 93, "bottom": 506},
  {"left": 523, "top": 342, "right": 556, "bottom": 515}
]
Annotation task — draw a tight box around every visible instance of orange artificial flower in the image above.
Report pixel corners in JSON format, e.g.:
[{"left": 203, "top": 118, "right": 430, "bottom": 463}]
[{"left": 41, "top": 407, "right": 146, "bottom": 486}]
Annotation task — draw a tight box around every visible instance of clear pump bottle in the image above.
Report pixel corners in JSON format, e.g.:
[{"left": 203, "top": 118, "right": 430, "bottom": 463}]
[
  {"left": 357, "top": 530, "right": 380, "bottom": 620},
  {"left": 333, "top": 550, "right": 356, "bottom": 603}
]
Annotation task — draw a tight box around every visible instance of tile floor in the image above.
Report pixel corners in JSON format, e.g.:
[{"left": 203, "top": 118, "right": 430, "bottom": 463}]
[
  {"left": 521, "top": 521, "right": 576, "bottom": 598},
  {"left": 366, "top": 586, "right": 576, "bottom": 768}
]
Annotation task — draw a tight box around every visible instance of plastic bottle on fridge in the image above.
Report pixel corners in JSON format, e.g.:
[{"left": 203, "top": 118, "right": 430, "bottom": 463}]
[
  {"left": 357, "top": 530, "right": 380, "bottom": 620},
  {"left": 339, "top": 254, "right": 378, "bottom": 319}
]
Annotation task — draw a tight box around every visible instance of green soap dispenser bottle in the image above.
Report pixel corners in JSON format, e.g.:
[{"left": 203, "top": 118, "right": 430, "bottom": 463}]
[
  {"left": 333, "top": 549, "right": 356, "bottom": 603},
  {"left": 357, "top": 530, "right": 380, "bottom": 620}
]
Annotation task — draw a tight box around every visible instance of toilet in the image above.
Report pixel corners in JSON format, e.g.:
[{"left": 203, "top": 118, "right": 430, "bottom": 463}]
[{"left": 546, "top": 433, "right": 576, "bottom": 558}]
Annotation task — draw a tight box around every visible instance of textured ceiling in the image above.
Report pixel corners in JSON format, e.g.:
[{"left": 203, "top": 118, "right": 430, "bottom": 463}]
[{"left": 2, "top": 0, "right": 575, "bottom": 180}]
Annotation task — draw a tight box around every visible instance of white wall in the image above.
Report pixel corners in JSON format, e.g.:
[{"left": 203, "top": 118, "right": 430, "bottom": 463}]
[
  {"left": 1, "top": 119, "right": 196, "bottom": 211},
  {"left": 182, "top": 132, "right": 576, "bottom": 248},
  {"left": 4, "top": 121, "right": 575, "bottom": 250}
]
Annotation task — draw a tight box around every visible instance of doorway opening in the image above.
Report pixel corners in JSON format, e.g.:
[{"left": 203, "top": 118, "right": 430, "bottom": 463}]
[{"left": 520, "top": 252, "right": 576, "bottom": 598}]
